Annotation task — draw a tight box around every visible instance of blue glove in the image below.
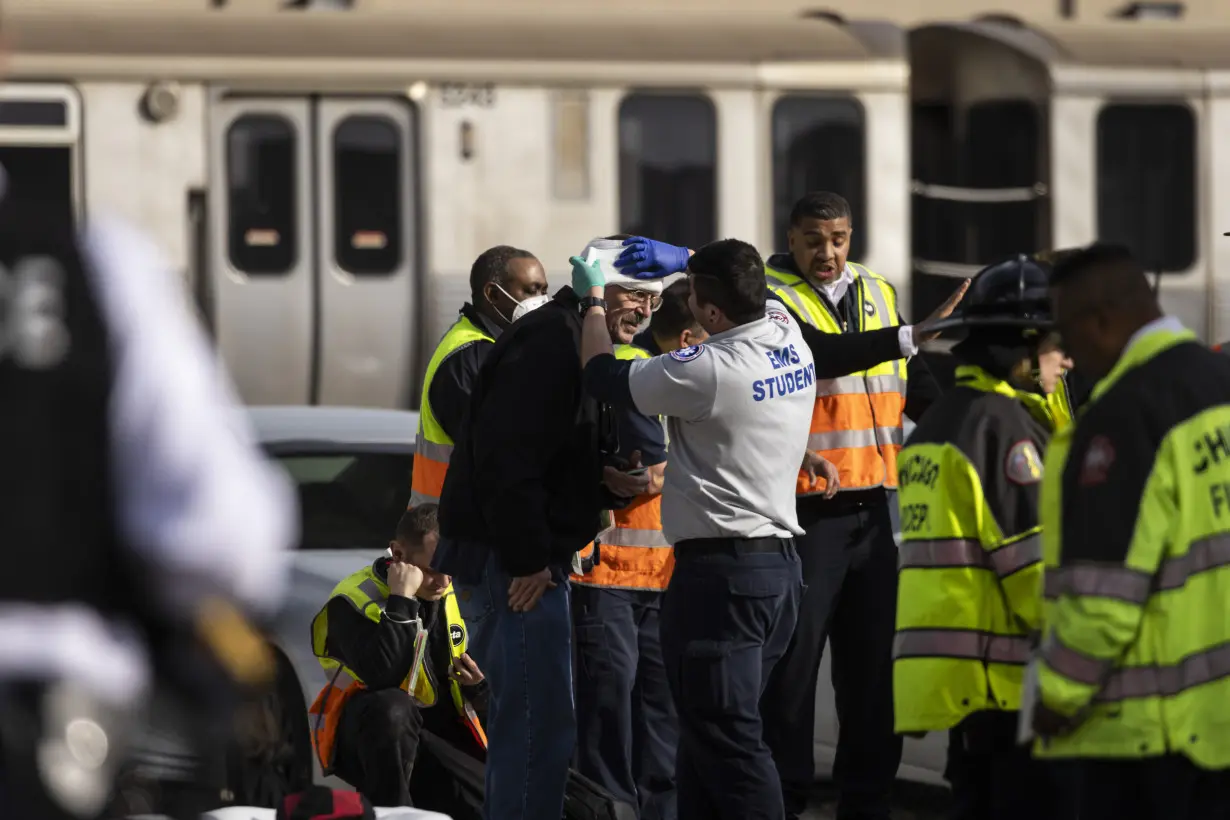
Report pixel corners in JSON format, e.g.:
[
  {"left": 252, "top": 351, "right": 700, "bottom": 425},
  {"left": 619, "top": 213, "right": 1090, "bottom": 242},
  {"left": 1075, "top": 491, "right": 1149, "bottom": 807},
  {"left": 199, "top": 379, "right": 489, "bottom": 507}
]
[
  {"left": 615, "top": 237, "right": 691, "bottom": 280},
  {"left": 569, "top": 255, "right": 605, "bottom": 292}
]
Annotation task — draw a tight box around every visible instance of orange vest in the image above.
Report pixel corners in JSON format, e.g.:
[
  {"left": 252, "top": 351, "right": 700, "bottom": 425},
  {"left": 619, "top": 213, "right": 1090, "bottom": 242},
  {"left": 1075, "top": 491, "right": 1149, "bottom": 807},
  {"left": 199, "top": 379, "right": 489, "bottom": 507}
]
[
  {"left": 765, "top": 263, "right": 908, "bottom": 495},
  {"left": 307, "top": 567, "right": 486, "bottom": 774},
  {"left": 571, "top": 345, "right": 674, "bottom": 591}
]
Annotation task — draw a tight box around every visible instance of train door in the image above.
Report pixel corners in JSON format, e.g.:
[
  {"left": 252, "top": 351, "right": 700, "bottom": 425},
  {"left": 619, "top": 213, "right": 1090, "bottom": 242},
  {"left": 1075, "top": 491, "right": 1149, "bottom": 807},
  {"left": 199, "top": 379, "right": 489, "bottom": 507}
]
[
  {"left": 0, "top": 84, "right": 82, "bottom": 235},
  {"left": 208, "top": 95, "right": 418, "bottom": 409}
]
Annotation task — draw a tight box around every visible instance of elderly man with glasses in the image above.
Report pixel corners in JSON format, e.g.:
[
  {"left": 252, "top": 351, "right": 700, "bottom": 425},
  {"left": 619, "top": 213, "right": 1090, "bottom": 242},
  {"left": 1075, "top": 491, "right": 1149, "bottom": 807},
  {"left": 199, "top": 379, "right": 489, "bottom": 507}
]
[{"left": 433, "top": 235, "right": 668, "bottom": 820}]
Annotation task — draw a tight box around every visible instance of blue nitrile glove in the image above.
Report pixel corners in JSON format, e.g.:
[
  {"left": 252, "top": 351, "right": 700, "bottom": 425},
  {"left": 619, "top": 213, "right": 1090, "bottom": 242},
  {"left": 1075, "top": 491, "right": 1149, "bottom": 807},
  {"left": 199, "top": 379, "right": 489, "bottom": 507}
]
[
  {"left": 569, "top": 255, "right": 605, "bottom": 292},
  {"left": 615, "top": 237, "right": 691, "bottom": 280}
]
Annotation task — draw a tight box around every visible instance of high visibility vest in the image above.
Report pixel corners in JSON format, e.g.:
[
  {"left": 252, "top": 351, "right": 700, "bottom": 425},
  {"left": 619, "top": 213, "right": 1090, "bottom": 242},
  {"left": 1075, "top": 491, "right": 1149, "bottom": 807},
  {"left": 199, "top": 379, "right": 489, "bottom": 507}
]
[
  {"left": 409, "top": 315, "right": 494, "bottom": 508},
  {"left": 764, "top": 263, "right": 907, "bottom": 495},
  {"left": 1033, "top": 325, "right": 1230, "bottom": 767},
  {"left": 571, "top": 344, "right": 674, "bottom": 591},
  {"left": 1047, "top": 371, "right": 1074, "bottom": 432},
  {"left": 893, "top": 365, "right": 1053, "bottom": 733},
  {"left": 307, "top": 564, "right": 486, "bottom": 774}
]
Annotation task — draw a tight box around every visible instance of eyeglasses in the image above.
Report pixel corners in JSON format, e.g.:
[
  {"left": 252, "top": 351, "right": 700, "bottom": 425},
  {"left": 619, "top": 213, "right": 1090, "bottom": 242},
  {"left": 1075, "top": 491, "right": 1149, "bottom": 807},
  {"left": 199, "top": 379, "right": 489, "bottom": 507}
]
[{"left": 613, "top": 285, "right": 662, "bottom": 312}]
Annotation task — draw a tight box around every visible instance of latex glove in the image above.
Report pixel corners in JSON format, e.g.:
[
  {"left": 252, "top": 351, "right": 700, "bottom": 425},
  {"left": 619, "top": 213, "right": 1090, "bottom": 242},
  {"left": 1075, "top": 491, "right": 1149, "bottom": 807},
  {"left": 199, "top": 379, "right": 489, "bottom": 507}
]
[
  {"left": 615, "top": 237, "right": 691, "bottom": 279},
  {"left": 569, "top": 255, "right": 605, "bottom": 292}
]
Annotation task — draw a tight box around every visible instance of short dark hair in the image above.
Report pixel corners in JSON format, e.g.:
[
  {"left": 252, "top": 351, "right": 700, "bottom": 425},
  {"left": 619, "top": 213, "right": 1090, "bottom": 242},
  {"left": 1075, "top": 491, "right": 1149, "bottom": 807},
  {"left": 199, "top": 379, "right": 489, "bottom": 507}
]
[
  {"left": 688, "top": 239, "right": 766, "bottom": 325},
  {"left": 650, "top": 279, "right": 701, "bottom": 340},
  {"left": 396, "top": 504, "right": 439, "bottom": 549},
  {"left": 789, "top": 191, "right": 852, "bottom": 227},
  {"left": 1049, "top": 242, "right": 1141, "bottom": 287},
  {"left": 470, "top": 245, "right": 536, "bottom": 301},
  {"left": 604, "top": 233, "right": 633, "bottom": 241}
]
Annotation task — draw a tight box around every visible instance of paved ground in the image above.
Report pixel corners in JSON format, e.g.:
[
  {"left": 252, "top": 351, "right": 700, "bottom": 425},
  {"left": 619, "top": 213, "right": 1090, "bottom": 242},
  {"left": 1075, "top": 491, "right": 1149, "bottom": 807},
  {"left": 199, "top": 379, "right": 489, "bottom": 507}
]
[{"left": 801, "top": 780, "right": 951, "bottom": 820}]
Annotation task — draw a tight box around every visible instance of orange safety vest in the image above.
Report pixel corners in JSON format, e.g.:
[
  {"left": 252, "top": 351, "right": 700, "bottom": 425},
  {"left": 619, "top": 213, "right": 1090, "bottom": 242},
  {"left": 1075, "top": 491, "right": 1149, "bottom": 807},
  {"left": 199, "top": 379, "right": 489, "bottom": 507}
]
[
  {"left": 409, "top": 314, "right": 494, "bottom": 508},
  {"left": 307, "top": 564, "right": 486, "bottom": 774},
  {"left": 571, "top": 345, "right": 674, "bottom": 591},
  {"left": 765, "top": 262, "right": 908, "bottom": 495}
]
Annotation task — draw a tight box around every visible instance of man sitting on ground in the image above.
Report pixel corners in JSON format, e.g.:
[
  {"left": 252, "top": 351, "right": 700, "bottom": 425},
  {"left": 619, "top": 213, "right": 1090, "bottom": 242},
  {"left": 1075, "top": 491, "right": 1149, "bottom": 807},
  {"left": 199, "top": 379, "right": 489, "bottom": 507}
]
[{"left": 307, "top": 504, "right": 487, "bottom": 818}]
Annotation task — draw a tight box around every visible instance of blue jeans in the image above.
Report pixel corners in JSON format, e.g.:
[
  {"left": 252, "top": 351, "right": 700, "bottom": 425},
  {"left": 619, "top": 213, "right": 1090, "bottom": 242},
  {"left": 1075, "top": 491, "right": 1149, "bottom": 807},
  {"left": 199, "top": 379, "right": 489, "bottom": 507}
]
[{"left": 452, "top": 549, "right": 576, "bottom": 820}]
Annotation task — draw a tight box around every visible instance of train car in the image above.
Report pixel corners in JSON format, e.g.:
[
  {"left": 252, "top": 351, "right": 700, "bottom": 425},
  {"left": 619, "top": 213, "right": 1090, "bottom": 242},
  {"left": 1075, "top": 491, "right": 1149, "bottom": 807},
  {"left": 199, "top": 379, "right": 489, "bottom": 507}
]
[
  {"left": 1, "top": 2, "right": 911, "bottom": 410},
  {"left": 907, "top": 17, "right": 1230, "bottom": 345}
]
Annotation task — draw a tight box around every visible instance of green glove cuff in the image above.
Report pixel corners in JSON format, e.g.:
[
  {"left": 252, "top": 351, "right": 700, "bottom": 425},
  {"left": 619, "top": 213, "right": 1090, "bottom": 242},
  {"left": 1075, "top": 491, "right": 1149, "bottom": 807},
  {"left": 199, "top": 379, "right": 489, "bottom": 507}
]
[{"left": 569, "top": 255, "right": 605, "bottom": 291}]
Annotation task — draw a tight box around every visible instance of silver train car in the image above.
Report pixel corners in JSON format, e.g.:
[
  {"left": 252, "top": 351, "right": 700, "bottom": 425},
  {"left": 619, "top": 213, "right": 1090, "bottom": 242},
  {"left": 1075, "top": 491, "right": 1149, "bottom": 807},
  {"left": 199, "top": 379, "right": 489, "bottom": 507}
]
[{"left": 3, "top": 2, "right": 1228, "bottom": 414}]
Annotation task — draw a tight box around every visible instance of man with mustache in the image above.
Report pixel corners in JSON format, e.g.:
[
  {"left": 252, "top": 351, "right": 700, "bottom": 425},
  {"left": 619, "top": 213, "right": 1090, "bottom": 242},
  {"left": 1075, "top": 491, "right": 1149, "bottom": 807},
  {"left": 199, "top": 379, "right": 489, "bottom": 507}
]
[{"left": 432, "top": 236, "right": 665, "bottom": 820}]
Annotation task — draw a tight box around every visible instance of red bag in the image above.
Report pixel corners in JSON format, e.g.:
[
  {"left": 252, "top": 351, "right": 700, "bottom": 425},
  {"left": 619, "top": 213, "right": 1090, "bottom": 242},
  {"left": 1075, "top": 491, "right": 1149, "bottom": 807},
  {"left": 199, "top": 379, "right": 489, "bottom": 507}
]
[{"left": 277, "top": 786, "right": 376, "bottom": 820}]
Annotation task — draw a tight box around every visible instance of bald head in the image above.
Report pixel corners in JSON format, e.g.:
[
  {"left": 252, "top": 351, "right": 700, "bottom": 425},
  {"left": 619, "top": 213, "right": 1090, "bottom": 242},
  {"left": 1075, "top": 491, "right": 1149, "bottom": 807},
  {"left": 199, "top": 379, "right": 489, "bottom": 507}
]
[{"left": 1049, "top": 243, "right": 1161, "bottom": 379}]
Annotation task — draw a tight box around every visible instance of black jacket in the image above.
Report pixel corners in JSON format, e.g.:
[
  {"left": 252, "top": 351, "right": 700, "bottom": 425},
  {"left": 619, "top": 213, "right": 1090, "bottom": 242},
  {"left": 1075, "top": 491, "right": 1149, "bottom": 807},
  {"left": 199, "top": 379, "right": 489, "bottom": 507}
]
[
  {"left": 325, "top": 559, "right": 488, "bottom": 736},
  {"left": 427, "top": 303, "right": 496, "bottom": 442},
  {"left": 439, "top": 287, "right": 623, "bottom": 577}
]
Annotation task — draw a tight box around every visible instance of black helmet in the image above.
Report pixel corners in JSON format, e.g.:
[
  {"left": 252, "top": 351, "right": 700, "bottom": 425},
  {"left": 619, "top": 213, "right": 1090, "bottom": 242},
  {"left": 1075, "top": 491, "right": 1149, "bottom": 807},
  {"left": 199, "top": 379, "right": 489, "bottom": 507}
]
[{"left": 927, "top": 255, "right": 1053, "bottom": 334}]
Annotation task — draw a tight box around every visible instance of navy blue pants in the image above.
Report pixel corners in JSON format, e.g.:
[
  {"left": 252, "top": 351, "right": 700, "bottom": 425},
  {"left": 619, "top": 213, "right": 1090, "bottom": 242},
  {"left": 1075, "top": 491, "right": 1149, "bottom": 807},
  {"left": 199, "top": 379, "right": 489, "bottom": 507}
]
[
  {"left": 760, "top": 503, "right": 902, "bottom": 820},
  {"left": 573, "top": 586, "right": 678, "bottom": 820},
  {"left": 660, "top": 537, "right": 803, "bottom": 820}
]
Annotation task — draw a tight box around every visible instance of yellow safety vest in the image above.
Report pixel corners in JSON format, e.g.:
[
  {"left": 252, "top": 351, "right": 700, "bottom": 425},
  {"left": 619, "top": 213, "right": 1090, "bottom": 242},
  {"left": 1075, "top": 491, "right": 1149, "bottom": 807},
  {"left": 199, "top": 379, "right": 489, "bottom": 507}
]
[
  {"left": 1034, "top": 325, "right": 1230, "bottom": 767},
  {"left": 572, "top": 344, "right": 674, "bottom": 591},
  {"left": 307, "top": 564, "right": 485, "bottom": 772},
  {"left": 893, "top": 365, "right": 1054, "bottom": 733},
  {"left": 409, "top": 315, "right": 494, "bottom": 508},
  {"left": 764, "top": 262, "right": 907, "bottom": 495}
]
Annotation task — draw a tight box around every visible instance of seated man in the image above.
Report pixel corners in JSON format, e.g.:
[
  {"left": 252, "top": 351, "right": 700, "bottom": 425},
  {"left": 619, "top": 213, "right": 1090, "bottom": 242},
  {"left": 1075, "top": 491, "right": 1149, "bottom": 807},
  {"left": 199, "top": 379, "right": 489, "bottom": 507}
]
[{"left": 308, "top": 504, "right": 487, "bottom": 817}]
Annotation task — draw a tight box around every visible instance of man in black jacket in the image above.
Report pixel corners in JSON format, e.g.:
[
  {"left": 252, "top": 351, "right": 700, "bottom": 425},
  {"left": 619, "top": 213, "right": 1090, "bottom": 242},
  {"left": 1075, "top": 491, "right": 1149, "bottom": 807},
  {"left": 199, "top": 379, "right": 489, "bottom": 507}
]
[
  {"left": 309, "top": 505, "right": 487, "bottom": 819},
  {"left": 435, "top": 236, "right": 672, "bottom": 820}
]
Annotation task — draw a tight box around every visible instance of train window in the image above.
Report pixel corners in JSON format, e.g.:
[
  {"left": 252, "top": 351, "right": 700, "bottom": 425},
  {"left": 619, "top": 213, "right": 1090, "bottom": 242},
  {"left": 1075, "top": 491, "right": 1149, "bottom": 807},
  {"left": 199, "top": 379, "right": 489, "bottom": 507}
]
[
  {"left": 1096, "top": 104, "right": 1196, "bottom": 272},
  {"left": 771, "top": 96, "right": 866, "bottom": 260},
  {"left": 226, "top": 115, "right": 297, "bottom": 275},
  {"left": 618, "top": 93, "right": 716, "bottom": 251},
  {"left": 333, "top": 115, "right": 403, "bottom": 275},
  {"left": 0, "top": 146, "right": 74, "bottom": 234}
]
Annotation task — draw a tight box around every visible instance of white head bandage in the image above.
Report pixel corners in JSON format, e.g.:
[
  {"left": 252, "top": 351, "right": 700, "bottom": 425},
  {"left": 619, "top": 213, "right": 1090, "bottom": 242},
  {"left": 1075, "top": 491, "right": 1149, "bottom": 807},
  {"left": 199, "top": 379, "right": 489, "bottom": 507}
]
[{"left": 579, "top": 238, "right": 667, "bottom": 296}]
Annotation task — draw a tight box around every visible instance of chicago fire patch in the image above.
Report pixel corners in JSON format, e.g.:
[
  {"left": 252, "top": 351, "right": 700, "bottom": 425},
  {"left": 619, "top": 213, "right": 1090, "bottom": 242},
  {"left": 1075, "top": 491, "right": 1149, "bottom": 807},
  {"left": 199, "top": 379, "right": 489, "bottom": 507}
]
[{"left": 1004, "top": 440, "right": 1044, "bottom": 485}]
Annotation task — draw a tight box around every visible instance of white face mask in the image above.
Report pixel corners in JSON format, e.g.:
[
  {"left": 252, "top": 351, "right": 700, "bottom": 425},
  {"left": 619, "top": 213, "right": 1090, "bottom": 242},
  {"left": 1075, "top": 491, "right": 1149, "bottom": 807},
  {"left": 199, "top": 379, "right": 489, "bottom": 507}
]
[{"left": 490, "top": 283, "right": 550, "bottom": 324}]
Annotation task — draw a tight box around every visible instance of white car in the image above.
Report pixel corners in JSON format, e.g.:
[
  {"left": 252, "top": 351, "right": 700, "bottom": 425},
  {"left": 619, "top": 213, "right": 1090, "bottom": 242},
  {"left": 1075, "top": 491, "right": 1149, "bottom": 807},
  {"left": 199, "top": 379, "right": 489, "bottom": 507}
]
[{"left": 240, "top": 406, "right": 946, "bottom": 809}]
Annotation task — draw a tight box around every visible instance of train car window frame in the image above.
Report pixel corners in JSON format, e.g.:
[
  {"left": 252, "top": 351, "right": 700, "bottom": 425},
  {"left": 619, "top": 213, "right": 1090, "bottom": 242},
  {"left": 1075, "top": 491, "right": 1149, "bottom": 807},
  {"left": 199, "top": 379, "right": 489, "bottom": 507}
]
[
  {"left": 331, "top": 114, "right": 404, "bottom": 276},
  {"left": 0, "top": 84, "right": 83, "bottom": 235},
  {"left": 770, "top": 94, "right": 867, "bottom": 261},
  {"left": 225, "top": 113, "right": 299, "bottom": 276},
  {"left": 617, "top": 91, "right": 718, "bottom": 251},
  {"left": 1095, "top": 101, "right": 1196, "bottom": 273}
]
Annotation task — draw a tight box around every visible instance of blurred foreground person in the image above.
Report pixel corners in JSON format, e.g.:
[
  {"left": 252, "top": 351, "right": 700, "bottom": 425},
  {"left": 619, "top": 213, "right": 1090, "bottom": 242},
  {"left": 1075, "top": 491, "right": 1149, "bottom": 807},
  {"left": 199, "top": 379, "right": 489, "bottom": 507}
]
[
  {"left": 891, "top": 257, "right": 1076, "bottom": 820},
  {"left": 309, "top": 505, "right": 486, "bottom": 820},
  {"left": 0, "top": 184, "right": 296, "bottom": 819},
  {"left": 1026, "top": 243, "right": 1230, "bottom": 820}
]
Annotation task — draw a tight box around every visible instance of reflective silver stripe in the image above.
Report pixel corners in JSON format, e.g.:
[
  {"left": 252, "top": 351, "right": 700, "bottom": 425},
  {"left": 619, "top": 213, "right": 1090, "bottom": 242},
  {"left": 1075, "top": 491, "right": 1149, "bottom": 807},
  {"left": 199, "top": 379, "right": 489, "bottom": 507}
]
[
  {"left": 602, "top": 527, "right": 671, "bottom": 548},
  {"left": 415, "top": 438, "right": 453, "bottom": 463},
  {"left": 1043, "top": 563, "right": 1153, "bottom": 604},
  {"left": 859, "top": 272, "right": 894, "bottom": 327},
  {"left": 357, "top": 578, "right": 386, "bottom": 606},
  {"left": 989, "top": 534, "right": 1043, "bottom": 578},
  {"left": 864, "top": 373, "right": 908, "bottom": 395},
  {"left": 893, "top": 629, "right": 1032, "bottom": 664},
  {"left": 875, "top": 425, "right": 904, "bottom": 447},
  {"left": 409, "top": 489, "right": 439, "bottom": 506},
  {"left": 1157, "top": 534, "right": 1230, "bottom": 592},
  {"left": 766, "top": 281, "right": 815, "bottom": 324},
  {"left": 814, "top": 375, "right": 869, "bottom": 397},
  {"left": 1096, "top": 641, "right": 1230, "bottom": 702},
  {"left": 898, "top": 538, "right": 986, "bottom": 570},
  {"left": 1040, "top": 633, "right": 1112, "bottom": 686}
]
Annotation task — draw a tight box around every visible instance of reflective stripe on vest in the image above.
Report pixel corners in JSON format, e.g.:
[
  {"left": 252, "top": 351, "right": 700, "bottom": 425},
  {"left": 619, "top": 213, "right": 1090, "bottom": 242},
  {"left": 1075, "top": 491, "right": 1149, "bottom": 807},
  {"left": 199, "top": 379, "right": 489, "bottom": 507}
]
[
  {"left": 764, "top": 262, "right": 906, "bottom": 495},
  {"left": 892, "top": 366, "right": 1050, "bottom": 733},
  {"left": 572, "top": 344, "right": 675, "bottom": 592},
  {"left": 307, "top": 565, "right": 486, "bottom": 773},
  {"left": 409, "top": 315, "right": 494, "bottom": 508}
]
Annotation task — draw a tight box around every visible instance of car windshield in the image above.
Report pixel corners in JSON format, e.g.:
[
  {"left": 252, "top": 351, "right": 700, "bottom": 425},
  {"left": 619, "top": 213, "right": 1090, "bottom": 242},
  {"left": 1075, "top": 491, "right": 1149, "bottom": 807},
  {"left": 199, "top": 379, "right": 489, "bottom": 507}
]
[{"left": 271, "top": 450, "right": 413, "bottom": 551}]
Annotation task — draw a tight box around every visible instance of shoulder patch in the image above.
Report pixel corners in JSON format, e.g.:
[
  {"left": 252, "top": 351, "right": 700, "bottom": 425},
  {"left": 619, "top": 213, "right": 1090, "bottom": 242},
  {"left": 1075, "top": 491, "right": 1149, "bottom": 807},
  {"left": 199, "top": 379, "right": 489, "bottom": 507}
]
[
  {"left": 1078, "top": 435, "right": 1115, "bottom": 487},
  {"left": 766, "top": 308, "right": 791, "bottom": 325},
  {"left": 449, "top": 622, "right": 465, "bottom": 648},
  {"left": 670, "top": 344, "right": 706, "bottom": 362},
  {"left": 1004, "top": 439, "right": 1044, "bottom": 485}
]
